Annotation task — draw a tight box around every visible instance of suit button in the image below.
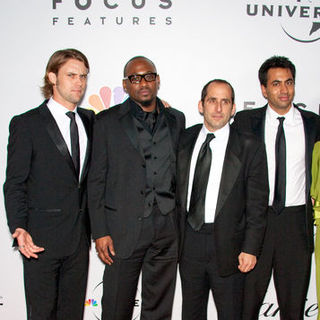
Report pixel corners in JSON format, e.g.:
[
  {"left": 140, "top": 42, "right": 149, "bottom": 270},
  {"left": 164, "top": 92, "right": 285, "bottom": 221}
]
[
  {"left": 138, "top": 217, "right": 142, "bottom": 221},
  {"left": 140, "top": 190, "right": 144, "bottom": 195},
  {"left": 153, "top": 142, "right": 156, "bottom": 145},
  {"left": 153, "top": 171, "right": 157, "bottom": 175},
  {"left": 154, "top": 156, "right": 157, "bottom": 160}
]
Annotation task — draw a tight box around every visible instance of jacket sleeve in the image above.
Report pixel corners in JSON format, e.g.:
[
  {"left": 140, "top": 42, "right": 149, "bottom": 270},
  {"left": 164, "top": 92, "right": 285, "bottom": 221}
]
[
  {"left": 3, "top": 116, "right": 32, "bottom": 234},
  {"left": 242, "top": 141, "right": 269, "bottom": 256},
  {"left": 87, "top": 115, "right": 110, "bottom": 239}
]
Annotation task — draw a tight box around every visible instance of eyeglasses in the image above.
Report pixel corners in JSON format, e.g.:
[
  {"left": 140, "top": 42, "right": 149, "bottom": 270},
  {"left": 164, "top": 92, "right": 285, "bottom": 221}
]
[{"left": 124, "top": 73, "right": 157, "bottom": 84}]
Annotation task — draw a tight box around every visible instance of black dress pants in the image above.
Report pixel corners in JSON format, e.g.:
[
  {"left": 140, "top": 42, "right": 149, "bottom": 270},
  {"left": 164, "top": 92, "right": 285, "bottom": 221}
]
[
  {"left": 23, "top": 232, "right": 89, "bottom": 320},
  {"left": 242, "top": 206, "right": 311, "bottom": 320},
  {"left": 179, "top": 223, "right": 244, "bottom": 320},
  {"left": 101, "top": 205, "right": 178, "bottom": 320}
]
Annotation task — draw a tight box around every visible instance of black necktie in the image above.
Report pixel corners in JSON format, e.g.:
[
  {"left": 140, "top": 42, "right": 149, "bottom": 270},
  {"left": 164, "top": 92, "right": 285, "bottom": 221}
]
[
  {"left": 272, "top": 117, "right": 286, "bottom": 214},
  {"left": 188, "top": 133, "right": 215, "bottom": 231},
  {"left": 66, "top": 111, "right": 80, "bottom": 179},
  {"left": 144, "top": 110, "right": 157, "bottom": 133}
]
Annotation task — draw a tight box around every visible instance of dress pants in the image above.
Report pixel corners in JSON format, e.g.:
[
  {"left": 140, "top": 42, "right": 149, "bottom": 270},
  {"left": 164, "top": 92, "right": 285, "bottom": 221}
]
[
  {"left": 23, "top": 231, "right": 89, "bottom": 320},
  {"left": 179, "top": 223, "right": 244, "bottom": 320},
  {"left": 101, "top": 204, "right": 178, "bottom": 320},
  {"left": 242, "top": 206, "right": 311, "bottom": 320}
]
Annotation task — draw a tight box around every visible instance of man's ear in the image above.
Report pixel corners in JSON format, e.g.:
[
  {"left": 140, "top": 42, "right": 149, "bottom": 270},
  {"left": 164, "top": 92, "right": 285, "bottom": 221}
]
[
  {"left": 198, "top": 100, "right": 204, "bottom": 115},
  {"left": 231, "top": 103, "right": 236, "bottom": 117},
  {"left": 48, "top": 72, "right": 57, "bottom": 86},
  {"left": 157, "top": 75, "right": 160, "bottom": 90},
  {"left": 122, "top": 79, "right": 127, "bottom": 93},
  {"left": 261, "top": 84, "right": 267, "bottom": 99}
]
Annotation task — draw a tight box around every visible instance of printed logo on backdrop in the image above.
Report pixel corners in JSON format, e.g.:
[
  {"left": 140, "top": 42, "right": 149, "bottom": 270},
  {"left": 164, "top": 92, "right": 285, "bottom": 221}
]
[
  {"left": 246, "top": 0, "right": 320, "bottom": 42},
  {"left": 0, "top": 295, "right": 3, "bottom": 306},
  {"left": 52, "top": 0, "right": 173, "bottom": 27},
  {"left": 243, "top": 101, "right": 309, "bottom": 110},
  {"left": 260, "top": 299, "right": 318, "bottom": 318},
  {"left": 244, "top": 100, "right": 320, "bottom": 115},
  {"left": 88, "top": 86, "right": 127, "bottom": 113},
  {"left": 85, "top": 282, "right": 141, "bottom": 319}
]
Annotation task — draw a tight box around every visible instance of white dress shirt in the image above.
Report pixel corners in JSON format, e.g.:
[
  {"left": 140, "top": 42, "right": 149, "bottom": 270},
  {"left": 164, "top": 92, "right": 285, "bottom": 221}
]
[
  {"left": 47, "top": 98, "right": 88, "bottom": 178},
  {"left": 265, "top": 105, "right": 306, "bottom": 206},
  {"left": 187, "top": 124, "right": 230, "bottom": 223}
]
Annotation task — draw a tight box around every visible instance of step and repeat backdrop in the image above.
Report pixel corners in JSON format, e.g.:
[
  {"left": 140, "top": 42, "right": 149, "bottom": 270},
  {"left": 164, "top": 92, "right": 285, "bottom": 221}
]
[{"left": 1, "top": 1, "right": 320, "bottom": 319}]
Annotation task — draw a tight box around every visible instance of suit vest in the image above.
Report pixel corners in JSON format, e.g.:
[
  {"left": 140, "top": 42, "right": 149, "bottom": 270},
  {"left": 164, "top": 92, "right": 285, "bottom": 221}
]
[{"left": 133, "top": 112, "right": 176, "bottom": 217}]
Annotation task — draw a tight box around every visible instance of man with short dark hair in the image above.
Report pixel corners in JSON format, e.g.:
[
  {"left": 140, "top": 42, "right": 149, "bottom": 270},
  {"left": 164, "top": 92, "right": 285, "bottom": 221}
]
[
  {"left": 4, "top": 48, "right": 94, "bottom": 320},
  {"left": 88, "top": 56, "right": 185, "bottom": 319},
  {"left": 233, "top": 56, "right": 320, "bottom": 319},
  {"left": 177, "top": 79, "right": 268, "bottom": 319}
]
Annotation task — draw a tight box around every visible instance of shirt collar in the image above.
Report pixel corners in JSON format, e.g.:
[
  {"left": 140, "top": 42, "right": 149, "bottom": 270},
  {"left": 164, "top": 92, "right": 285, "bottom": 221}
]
[
  {"left": 47, "top": 97, "right": 78, "bottom": 118},
  {"left": 201, "top": 123, "right": 230, "bottom": 141},
  {"left": 266, "top": 104, "right": 296, "bottom": 126}
]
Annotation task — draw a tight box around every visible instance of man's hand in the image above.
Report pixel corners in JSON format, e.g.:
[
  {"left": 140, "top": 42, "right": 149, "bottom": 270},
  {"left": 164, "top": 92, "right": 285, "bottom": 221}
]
[
  {"left": 12, "top": 228, "right": 45, "bottom": 259},
  {"left": 161, "top": 99, "right": 171, "bottom": 108},
  {"left": 238, "top": 252, "right": 257, "bottom": 273},
  {"left": 95, "top": 236, "right": 115, "bottom": 265}
]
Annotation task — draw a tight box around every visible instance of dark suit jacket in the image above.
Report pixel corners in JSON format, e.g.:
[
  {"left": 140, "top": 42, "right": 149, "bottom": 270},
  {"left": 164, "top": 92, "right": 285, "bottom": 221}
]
[
  {"left": 88, "top": 98, "right": 185, "bottom": 259},
  {"left": 3, "top": 101, "right": 94, "bottom": 257},
  {"left": 177, "top": 124, "right": 269, "bottom": 277},
  {"left": 233, "top": 104, "right": 320, "bottom": 253}
]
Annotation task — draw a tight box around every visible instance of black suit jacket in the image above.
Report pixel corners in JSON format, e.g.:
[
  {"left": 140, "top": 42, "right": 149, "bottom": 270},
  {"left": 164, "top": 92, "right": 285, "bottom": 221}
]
[
  {"left": 88, "top": 98, "right": 185, "bottom": 259},
  {"left": 3, "top": 101, "right": 94, "bottom": 257},
  {"left": 177, "top": 124, "right": 269, "bottom": 277},
  {"left": 233, "top": 104, "right": 320, "bottom": 253}
]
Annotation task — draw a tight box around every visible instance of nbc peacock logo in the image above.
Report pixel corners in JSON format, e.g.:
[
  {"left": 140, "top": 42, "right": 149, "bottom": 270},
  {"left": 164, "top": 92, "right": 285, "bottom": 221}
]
[
  {"left": 85, "top": 298, "right": 98, "bottom": 307},
  {"left": 87, "top": 85, "right": 127, "bottom": 113},
  {"left": 85, "top": 281, "right": 141, "bottom": 320}
]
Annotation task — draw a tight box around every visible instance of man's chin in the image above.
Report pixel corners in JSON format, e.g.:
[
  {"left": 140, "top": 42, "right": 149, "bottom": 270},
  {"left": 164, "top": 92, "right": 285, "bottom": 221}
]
[{"left": 140, "top": 99, "right": 153, "bottom": 107}]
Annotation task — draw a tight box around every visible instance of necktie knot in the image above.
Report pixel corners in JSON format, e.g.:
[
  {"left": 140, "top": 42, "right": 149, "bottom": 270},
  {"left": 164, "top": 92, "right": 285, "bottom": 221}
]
[
  {"left": 205, "top": 133, "right": 215, "bottom": 145},
  {"left": 144, "top": 110, "right": 157, "bottom": 132},
  {"left": 66, "top": 111, "right": 76, "bottom": 121},
  {"left": 277, "top": 116, "right": 285, "bottom": 125}
]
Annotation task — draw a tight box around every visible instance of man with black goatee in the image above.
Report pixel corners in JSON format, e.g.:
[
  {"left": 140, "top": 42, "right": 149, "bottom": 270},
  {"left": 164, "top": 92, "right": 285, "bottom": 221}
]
[{"left": 88, "top": 56, "right": 185, "bottom": 319}]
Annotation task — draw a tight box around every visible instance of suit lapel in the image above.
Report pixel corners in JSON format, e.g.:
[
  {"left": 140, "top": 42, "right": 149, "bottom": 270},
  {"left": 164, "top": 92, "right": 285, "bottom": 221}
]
[
  {"left": 78, "top": 108, "right": 92, "bottom": 183},
  {"left": 39, "top": 103, "right": 77, "bottom": 179},
  {"left": 118, "top": 99, "right": 143, "bottom": 155},
  {"left": 251, "top": 106, "right": 267, "bottom": 142},
  {"left": 298, "top": 106, "right": 317, "bottom": 194},
  {"left": 164, "top": 108, "right": 178, "bottom": 146},
  {"left": 179, "top": 125, "right": 202, "bottom": 210},
  {"left": 163, "top": 108, "right": 179, "bottom": 163},
  {"left": 215, "top": 129, "right": 242, "bottom": 218}
]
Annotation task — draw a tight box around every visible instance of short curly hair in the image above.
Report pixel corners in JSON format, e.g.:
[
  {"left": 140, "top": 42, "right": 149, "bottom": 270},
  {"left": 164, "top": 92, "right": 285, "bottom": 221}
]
[{"left": 258, "top": 56, "right": 295, "bottom": 87}]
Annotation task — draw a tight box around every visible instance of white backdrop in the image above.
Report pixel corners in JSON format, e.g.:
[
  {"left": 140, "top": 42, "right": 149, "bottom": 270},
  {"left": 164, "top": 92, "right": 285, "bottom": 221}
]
[{"left": 1, "top": 1, "right": 320, "bottom": 319}]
